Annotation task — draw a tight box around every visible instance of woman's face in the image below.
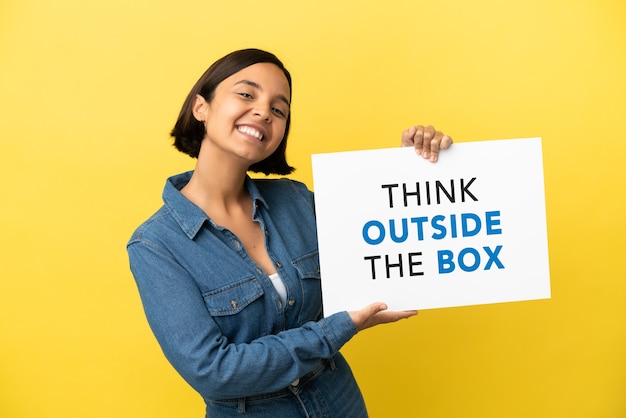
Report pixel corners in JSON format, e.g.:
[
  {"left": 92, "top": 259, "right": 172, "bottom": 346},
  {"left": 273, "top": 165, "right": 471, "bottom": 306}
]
[{"left": 193, "top": 63, "right": 291, "bottom": 167}]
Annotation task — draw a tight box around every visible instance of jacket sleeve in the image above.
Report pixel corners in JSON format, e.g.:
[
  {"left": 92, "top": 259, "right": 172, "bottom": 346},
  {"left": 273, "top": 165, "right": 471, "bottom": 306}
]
[{"left": 127, "top": 237, "right": 358, "bottom": 400}]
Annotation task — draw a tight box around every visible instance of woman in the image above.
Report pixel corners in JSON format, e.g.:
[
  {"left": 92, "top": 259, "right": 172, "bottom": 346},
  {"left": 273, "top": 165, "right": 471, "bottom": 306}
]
[{"left": 127, "top": 48, "right": 452, "bottom": 417}]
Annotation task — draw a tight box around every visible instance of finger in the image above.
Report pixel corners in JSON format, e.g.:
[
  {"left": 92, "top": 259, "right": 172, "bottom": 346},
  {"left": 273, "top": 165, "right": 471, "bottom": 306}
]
[
  {"left": 440, "top": 134, "right": 453, "bottom": 149},
  {"left": 350, "top": 302, "right": 388, "bottom": 331},
  {"left": 375, "top": 309, "right": 419, "bottom": 325},
  {"left": 430, "top": 133, "right": 453, "bottom": 162},
  {"left": 428, "top": 131, "right": 444, "bottom": 162},
  {"left": 389, "top": 310, "right": 419, "bottom": 320},
  {"left": 401, "top": 126, "right": 417, "bottom": 147},
  {"left": 368, "top": 302, "right": 388, "bottom": 316},
  {"left": 412, "top": 125, "right": 425, "bottom": 155},
  {"left": 421, "top": 125, "right": 436, "bottom": 159}
]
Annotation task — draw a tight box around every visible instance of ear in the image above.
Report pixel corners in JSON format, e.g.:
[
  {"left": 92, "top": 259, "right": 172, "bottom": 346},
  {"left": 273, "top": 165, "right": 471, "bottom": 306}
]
[{"left": 192, "top": 94, "right": 208, "bottom": 122}]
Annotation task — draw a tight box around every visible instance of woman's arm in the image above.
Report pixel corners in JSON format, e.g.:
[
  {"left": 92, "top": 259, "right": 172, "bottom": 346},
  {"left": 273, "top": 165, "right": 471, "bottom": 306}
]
[{"left": 127, "top": 238, "right": 357, "bottom": 401}]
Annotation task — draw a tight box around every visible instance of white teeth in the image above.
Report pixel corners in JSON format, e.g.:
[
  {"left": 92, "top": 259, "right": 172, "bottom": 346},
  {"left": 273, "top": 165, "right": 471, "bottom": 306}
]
[{"left": 238, "top": 126, "right": 264, "bottom": 140}]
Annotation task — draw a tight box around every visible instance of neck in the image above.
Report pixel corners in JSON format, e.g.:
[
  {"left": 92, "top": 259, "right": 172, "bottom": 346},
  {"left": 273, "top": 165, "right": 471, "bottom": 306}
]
[{"left": 181, "top": 144, "right": 251, "bottom": 214}]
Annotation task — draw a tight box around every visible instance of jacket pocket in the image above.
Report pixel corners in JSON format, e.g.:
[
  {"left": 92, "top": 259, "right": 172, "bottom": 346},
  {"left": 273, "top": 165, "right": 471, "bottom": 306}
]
[
  {"left": 292, "top": 252, "right": 323, "bottom": 320},
  {"left": 202, "top": 277, "right": 267, "bottom": 341},
  {"left": 292, "top": 251, "right": 321, "bottom": 280},
  {"left": 202, "top": 276, "right": 264, "bottom": 315}
]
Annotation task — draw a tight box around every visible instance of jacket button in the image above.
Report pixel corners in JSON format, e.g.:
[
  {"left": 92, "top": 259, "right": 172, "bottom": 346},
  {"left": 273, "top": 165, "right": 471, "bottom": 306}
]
[
  {"left": 291, "top": 378, "right": 300, "bottom": 387},
  {"left": 276, "top": 261, "right": 282, "bottom": 268},
  {"left": 288, "top": 299, "right": 295, "bottom": 306},
  {"left": 230, "top": 300, "right": 238, "bottom": 309}
]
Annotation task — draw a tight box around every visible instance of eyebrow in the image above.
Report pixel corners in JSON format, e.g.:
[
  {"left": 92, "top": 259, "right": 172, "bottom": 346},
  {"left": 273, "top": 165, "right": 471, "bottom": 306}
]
[{"left": 234, "top": 79, "right": 290, "bottom": 107}]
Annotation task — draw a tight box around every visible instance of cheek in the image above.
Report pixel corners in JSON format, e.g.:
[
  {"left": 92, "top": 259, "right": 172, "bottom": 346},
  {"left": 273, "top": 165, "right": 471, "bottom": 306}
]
[
  {"left": 270, "top": 131, "right": 286, "bottom": 153},
  {"left": 273, "top": 120, "right": 287, "bottom": 142},
  {"left": 269, "top": 137, "right": 284, "bottom": 155}
]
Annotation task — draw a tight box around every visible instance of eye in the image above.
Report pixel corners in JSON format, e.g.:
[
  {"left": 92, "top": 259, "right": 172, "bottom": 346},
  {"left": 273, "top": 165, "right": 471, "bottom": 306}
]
[
  {"left": 272, "top": 107, "right": 287, "bottom": 118},
  {"left": 237, "top": 92, "right": 253, "bottom": 99}
]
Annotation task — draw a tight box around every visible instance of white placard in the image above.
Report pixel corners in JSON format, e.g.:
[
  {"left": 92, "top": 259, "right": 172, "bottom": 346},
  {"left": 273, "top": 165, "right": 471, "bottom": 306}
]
[{"left": 311, "top": 138, "right": 550, "bottom": 316}]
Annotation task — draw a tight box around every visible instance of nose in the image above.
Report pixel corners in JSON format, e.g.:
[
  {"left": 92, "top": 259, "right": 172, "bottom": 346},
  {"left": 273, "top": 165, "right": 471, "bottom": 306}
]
[{"left": 253, "top": 102, "right": 272, "bottom": 122}]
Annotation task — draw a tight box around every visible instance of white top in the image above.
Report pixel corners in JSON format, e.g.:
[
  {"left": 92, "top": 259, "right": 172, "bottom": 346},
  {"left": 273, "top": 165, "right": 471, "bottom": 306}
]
[{"left": 268, "top": 272, "right": 287, "bottom": 305}]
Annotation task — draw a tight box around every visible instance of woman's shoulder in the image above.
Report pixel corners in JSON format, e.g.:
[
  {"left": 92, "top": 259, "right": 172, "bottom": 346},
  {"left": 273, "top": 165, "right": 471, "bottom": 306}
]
[
  {"left": 127, "top": 205, "right": 175, "bottom": 246},
  {"left": 252, "top": 177, "right": 315, "bottom": 210},
  {"left": 252, "top": 177, "right": 312, "bottom": 197}
]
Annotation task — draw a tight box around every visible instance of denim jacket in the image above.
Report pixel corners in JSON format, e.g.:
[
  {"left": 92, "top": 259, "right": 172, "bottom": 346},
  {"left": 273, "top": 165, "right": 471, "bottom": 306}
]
[{"left": 127, "top": 171, "right": 358, "bottom": 401}]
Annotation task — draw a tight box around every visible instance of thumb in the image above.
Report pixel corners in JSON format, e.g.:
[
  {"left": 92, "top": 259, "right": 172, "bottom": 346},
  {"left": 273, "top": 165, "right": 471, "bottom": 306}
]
[{"left": 367, "top": 302, "right": 388, "bottom": 316}]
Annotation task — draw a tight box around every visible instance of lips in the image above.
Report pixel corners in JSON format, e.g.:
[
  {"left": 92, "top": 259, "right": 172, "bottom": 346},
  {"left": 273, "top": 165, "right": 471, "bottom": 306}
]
[{"left": 237, "top": 125, "right": 264, "bottom": 141}]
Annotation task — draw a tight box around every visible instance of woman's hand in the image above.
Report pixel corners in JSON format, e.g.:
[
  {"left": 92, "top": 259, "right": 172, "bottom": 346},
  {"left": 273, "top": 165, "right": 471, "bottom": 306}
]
[
  {"left": 401, "top": 125, "right": 453, "bottom": 162},
  {"left": 349, "top": 303, "right": 418, "bottom": 332}
]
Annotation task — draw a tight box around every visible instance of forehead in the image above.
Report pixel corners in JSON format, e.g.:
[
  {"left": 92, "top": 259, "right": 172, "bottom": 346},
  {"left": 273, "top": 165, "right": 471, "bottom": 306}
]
[{"left": 222, "top": 63, "right": 291, "bottom": 97}]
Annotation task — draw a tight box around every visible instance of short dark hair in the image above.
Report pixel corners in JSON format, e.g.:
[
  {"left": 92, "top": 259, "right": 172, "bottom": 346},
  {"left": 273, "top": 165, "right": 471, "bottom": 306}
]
[{"left": 170, "top": 49, "right": 294, "bottom": 175}]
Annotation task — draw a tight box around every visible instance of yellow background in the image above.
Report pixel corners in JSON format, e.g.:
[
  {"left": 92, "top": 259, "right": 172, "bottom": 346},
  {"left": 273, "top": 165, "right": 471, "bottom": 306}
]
[{"left": 1, "top": 0, "right": 625, "bottom": 417}]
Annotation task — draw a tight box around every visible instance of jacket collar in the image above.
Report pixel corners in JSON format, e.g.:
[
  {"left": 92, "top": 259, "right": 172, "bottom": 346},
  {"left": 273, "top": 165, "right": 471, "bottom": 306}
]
[{"left": 162, "top": 171, "right": 268, "bottom": 239}]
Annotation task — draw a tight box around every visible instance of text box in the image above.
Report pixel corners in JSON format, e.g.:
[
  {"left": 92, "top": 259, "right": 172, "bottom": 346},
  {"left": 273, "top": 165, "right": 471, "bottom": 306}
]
[{"left": 311, "top": 138, "right": 551, "bottom": 316}]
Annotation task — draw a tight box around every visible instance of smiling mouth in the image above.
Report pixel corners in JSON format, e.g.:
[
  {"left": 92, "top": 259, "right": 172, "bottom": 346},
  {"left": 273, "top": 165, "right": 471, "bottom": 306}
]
[{"left": 237, "top": 126, "right": 264, "bottom": 141}]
